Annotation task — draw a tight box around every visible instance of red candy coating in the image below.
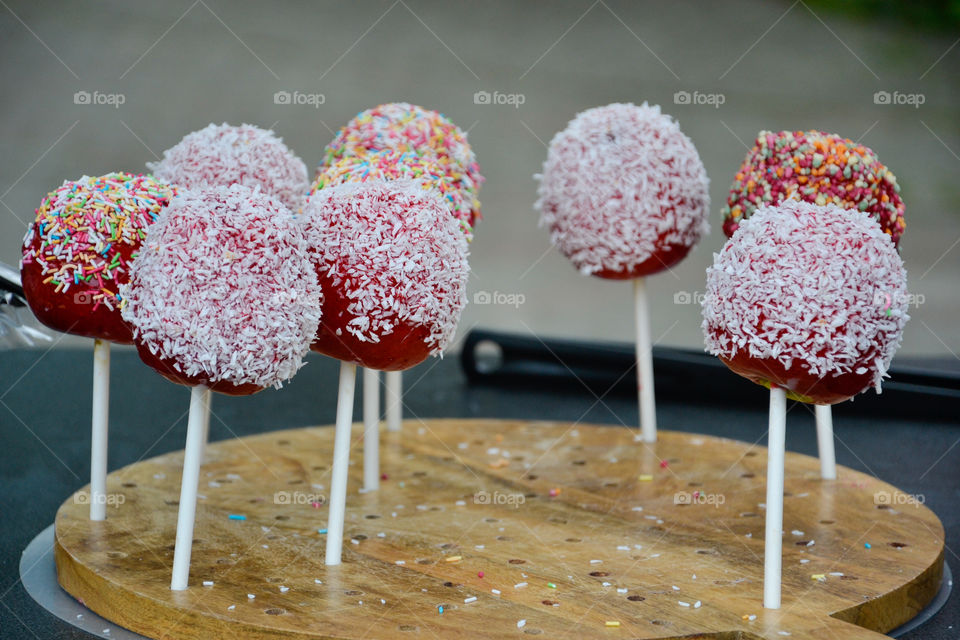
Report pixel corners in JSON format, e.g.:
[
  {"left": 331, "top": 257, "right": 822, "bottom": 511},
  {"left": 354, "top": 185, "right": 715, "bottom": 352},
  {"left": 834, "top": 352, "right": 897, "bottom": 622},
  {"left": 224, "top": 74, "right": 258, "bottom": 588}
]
[
  {"left": 719, "top": 350, "right": 877, "bottom": 406},
  {"left": 311, "top": 285, "right": 436, "bottom": 371},
  {"left": 20, "top": 173, "right": 177, "bottom": 343},
  {"left": 21, "top": 242, "right": 137, "bottom": 343},
  {"left": 133, "top": 346, "right": 263, "bottom": 396}
]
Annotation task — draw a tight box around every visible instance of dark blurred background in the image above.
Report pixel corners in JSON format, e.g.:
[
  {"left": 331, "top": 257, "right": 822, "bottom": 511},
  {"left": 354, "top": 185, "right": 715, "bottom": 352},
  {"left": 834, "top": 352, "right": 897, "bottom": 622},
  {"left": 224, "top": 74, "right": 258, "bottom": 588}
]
[{"left": 1, "top": 0, "right": 958, "bottom": 357}]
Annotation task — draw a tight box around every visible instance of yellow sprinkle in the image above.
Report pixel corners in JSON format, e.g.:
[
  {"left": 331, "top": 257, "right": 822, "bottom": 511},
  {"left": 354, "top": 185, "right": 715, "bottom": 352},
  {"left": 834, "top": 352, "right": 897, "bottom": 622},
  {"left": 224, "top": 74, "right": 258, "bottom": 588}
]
[
  {"left": 638, "top": 475, "right": 653, "bottom": 482},
  {"left": 445, "top": 556, "right": 462, "bottom": 563},
  {"left": 811, "top": 574, "right": 826, "bottom": 581},
  {"left": 604, "top": 621, "right": 620, "bottom": 627}
]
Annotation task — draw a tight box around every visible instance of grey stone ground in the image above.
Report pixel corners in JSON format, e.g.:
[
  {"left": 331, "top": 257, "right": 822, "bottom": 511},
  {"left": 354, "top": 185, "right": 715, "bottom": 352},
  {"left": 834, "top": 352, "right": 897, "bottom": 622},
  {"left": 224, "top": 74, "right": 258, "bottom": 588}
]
[{"left": 1, "top": 0, "right": 958, "bottom": 356}]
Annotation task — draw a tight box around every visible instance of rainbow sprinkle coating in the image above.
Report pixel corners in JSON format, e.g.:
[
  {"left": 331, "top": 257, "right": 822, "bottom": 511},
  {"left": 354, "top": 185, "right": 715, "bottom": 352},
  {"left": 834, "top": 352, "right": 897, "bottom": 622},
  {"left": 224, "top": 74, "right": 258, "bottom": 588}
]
[
  {"left": 723, "top": 130, "right": 905, "bottom": 245},
  {"left": 21, "top": 172, "right": 177, "bottom": 311},
  {"left": 321, "top": 103, "right": 483, "bottom": 230},
  {"left": 312, "top": 150, "right": 477, "bottom": 238}
]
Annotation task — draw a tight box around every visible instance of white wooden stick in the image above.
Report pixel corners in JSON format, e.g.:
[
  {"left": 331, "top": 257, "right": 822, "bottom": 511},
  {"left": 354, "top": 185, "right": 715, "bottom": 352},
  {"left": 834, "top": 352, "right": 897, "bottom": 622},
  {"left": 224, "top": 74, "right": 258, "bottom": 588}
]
[
  {"left": 200, "top": 393, "right": 212, "bottom": 463},
  {"left": 815, "top": 405, "right": 836, "bottom": 480},
  {"left": 764, "top": 386, "right": 787, "bottom": 609},
  {"left": 326, "top": 362, "right": 356, "bottom": 565},
  {"left": 201, "top": 396, "right": 211, "bottom": 445},
  {"left": 634, "top": 278, "right": 656, "bottom": 442},
  {"left": 385, "top": 370, "right": 402, "bottom": 432},
  {"left": 90, "top": 339, "right": 110, "bottom": 521},
  {"left": 170, "top": 385, "right": 210, "bottom": 590},
  {"left": 363, "top": 367, "right": 380, "bottom": 491}
]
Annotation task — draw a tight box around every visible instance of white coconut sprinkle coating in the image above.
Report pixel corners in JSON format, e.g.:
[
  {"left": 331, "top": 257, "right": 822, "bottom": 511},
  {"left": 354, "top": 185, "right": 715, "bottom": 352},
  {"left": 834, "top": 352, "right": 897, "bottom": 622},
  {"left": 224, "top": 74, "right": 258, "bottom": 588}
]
[
  {"left": 535, "top": 103, "right": 710, "bottom": 275},
  {"left": 148, "top": 123, "right": 309, "bottom": 213},
  {"left": 121, "top": 184, "right": 322, "bottom": 389},
  {"left": 300, "top": 180, "right": 469, "bottom": 355},
  {"left": 702, "top": 200, "right": 909, "bottom": 393}
]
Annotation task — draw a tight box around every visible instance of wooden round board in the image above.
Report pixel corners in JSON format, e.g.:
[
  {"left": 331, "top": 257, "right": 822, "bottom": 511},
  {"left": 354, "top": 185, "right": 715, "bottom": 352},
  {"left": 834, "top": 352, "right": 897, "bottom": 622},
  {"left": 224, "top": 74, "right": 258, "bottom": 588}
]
[{"left": 55, "top": 419, "right": 944, "bottom": 640}]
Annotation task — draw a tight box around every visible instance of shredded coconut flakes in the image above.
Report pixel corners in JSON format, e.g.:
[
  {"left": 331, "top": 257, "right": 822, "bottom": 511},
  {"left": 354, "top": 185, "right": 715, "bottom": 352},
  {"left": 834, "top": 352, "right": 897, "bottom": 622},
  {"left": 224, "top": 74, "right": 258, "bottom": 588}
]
[
  {"left": 702, "top": 200, "right": 909, "bottom": 393},
  {"left": 535, "top": 102, "right": 710, "bottom": 275},
  {"left": 300, "top": 180, "right": 469, "bottom": 355},
  {"left": 121, "top": 184, "right": 322, "bottom": 389},
  {"left": 149, "top": 123, "right": 308, "bottom": 214}
]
